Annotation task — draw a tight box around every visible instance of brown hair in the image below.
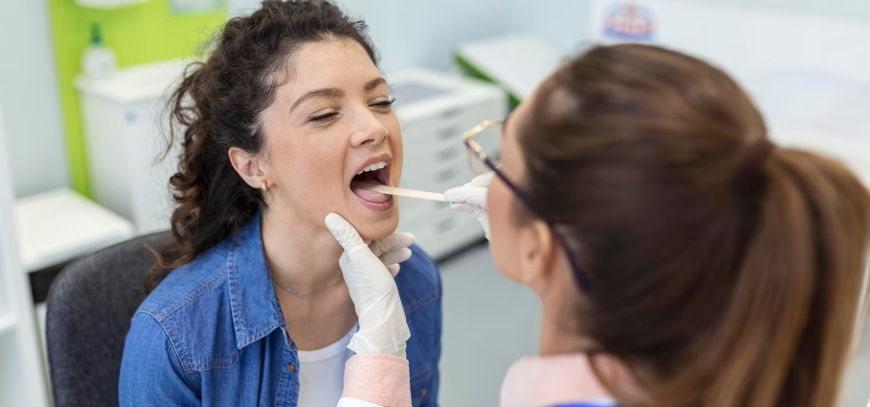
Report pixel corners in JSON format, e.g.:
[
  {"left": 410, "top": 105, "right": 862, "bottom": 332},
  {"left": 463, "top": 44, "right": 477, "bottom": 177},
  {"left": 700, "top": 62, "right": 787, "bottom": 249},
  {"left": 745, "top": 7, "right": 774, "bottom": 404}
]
[
  {"left": 146, "top": 0, "right": 377, "bottom": 293},
  {"left": 521, "top": 44, "right": 870, "bottom": 406}
]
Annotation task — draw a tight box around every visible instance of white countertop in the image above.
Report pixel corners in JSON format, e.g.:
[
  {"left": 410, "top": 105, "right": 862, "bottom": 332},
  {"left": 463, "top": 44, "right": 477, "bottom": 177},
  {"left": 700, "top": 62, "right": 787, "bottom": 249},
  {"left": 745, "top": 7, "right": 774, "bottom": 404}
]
[
  {"left": 14, "top": 188, "right": 134, "bottom": 272},
  {"left": 74, "top": 58, "right": 194, "bottom": 104}
]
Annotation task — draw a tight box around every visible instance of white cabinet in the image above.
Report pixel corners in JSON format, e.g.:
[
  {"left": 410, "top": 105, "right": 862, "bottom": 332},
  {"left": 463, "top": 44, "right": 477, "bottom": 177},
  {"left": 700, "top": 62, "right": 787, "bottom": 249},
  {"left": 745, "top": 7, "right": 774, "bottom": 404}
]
[
  {"left": 14, "top": 187, "right": 135, "bottom": 379},
  {"left": 76, "top": 59, "right": 189, "bottom": 234},
  {"left": 15, "top": 189, "right": 134, "bottom": 272},
  {"left": 76, "top": 0, "right": 150, "bottom": 8},
  {"left": 390, "top": 69, "right": 507, "bottom": 259},
  {"left": 0, "top": 105, "right": 50, "bottom": 407}
]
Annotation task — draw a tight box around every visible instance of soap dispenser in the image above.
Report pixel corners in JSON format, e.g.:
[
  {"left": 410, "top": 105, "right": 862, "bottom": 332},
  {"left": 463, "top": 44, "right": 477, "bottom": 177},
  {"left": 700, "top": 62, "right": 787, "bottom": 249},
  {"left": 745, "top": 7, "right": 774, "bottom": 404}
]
[{"left": 81, "top": 23, "right": 116, "bottom": 78}]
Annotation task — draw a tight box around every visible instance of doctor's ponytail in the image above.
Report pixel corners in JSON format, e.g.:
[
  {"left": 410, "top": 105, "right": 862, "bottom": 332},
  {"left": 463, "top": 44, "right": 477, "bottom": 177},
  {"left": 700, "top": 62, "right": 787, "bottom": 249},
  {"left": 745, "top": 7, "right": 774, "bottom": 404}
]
[
  {"left": 520, "top": 44, "right": 870, "bottom": 407},
  {"left": 692, "top": 146, "right": 870, "bottom": 407}
]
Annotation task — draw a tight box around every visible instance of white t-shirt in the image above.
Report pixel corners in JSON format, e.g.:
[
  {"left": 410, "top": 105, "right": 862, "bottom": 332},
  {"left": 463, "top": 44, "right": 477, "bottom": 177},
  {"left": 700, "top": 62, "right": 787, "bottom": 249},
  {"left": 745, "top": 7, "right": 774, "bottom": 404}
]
[{"left": 297, "top": 325, "right": 358, "bottom": 407}]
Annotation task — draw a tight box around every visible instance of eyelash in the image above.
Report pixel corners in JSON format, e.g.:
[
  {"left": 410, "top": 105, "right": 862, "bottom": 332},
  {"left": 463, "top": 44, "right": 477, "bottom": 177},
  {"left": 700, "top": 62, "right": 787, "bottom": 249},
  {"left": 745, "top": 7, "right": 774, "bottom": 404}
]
[
  {"left": 309, "top": 98, "right": 397, "bottom": 123},
  {"left": 311, "top": 112, "right": 339, "bottom": 123},
  {"left": 371, "top": 97, "right": 396, "bottom": 108}
]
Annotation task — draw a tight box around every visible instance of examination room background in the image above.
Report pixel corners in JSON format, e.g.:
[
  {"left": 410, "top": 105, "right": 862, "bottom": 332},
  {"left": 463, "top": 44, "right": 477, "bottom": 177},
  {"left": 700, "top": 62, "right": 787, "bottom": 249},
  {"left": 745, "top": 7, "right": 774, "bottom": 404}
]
[{"left": 1, "top": 0, "right": 869, "bottom": 406}]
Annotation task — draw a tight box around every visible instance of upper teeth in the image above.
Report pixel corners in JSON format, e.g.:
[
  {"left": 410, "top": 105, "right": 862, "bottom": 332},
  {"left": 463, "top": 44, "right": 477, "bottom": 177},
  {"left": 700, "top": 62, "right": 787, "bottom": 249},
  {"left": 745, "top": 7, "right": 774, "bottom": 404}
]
[{"left": 358, "top": 161, "right": 387, "bottom": 175}]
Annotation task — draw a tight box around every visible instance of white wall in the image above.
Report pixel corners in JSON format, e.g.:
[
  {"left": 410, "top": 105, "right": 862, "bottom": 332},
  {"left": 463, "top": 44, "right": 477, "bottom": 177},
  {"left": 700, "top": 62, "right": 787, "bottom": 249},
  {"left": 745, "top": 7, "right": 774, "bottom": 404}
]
[
  {"left": 506, "top": 1, "right": 595, "bottom": 54},
  {"left": 698, "top": 0, "right": 870, "bottom": 20},
  {"left": 0, "top": 0, "right": 861, "bottom": 201},
  {"left": 230, "top": 0, "right": 516, "bottom": 73},
  {"left": 1, "top": 0, "right": 868, "bottom": 199},
  {"left": 0, "top": 0, "right": 68, "bottom": 198},
  {"left": 506, "top": 0, "right": 870, "bottom": 59}
]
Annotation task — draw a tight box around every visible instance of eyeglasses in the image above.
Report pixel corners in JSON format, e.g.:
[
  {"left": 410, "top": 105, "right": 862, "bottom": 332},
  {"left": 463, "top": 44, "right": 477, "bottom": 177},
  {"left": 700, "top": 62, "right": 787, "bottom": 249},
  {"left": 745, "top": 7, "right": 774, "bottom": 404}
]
[{"left": 462, "top": 120, "right": 591, "bottom": 292}]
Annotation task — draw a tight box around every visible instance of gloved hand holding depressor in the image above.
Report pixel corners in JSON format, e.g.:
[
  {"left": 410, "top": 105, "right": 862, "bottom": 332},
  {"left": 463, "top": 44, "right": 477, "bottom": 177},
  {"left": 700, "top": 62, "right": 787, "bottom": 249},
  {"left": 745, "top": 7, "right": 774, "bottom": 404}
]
[
  {"left": 324, "top": 213, "right": 412, "bottom": 358},
  {"left": 444, "top": 171, "right": 494, "bottom": 240}
]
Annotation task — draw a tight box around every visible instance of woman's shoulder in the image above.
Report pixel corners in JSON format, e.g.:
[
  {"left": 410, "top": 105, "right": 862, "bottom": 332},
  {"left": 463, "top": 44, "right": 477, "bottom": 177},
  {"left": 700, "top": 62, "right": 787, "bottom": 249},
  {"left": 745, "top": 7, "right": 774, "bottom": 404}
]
[
  {"left": 127, "top": 241, "right": 238, "bottom": 368},
  {"left": 137, "top": 241, "right": 230, "bottom": 322},
  {"left": 121, "top": 251, "right": 235, "bottom": 404},
  {"left": 394, "top": 244, "right": 441, "bottom": 312}
]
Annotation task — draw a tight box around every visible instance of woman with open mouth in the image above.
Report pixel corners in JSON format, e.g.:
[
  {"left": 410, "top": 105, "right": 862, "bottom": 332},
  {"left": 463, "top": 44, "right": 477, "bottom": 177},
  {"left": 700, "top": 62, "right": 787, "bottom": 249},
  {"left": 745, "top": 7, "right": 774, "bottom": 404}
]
[{"left": 118, "top": 1, "right": 441, "bottom": 406}]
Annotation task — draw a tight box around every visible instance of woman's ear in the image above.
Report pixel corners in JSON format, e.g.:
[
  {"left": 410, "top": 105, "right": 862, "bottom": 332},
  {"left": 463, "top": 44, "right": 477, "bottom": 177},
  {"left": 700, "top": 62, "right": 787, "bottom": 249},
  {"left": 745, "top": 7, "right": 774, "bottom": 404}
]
[
  {"left": 518, "top": 219, "right": 560, "bottom": 293},
  {"left": 228, "top": 147, "right": 268, "bottom": 189}
]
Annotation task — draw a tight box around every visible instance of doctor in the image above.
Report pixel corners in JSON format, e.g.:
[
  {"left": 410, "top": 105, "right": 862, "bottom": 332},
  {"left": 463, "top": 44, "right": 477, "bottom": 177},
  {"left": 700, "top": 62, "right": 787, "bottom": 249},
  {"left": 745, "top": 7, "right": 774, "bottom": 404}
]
[{"left": 326, "top": 44, "right": 870, "bottom": 407}]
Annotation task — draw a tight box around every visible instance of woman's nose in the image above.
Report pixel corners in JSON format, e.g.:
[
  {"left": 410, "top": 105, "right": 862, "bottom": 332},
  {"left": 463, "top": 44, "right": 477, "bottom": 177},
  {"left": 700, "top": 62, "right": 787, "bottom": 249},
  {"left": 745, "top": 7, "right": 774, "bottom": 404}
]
[{"left": 350, "top": 111, "right": 389, "bottom": 148}]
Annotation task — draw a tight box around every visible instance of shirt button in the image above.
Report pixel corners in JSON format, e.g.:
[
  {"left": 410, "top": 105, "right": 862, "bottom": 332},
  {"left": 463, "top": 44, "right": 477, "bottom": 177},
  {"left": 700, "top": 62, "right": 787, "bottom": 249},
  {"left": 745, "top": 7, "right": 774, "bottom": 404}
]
[
  {"left": 419, "top": 388, "right": 428, "bottom": 397},
  {"left": 288, "top": 363, "right": 296, "bottom": 372}
]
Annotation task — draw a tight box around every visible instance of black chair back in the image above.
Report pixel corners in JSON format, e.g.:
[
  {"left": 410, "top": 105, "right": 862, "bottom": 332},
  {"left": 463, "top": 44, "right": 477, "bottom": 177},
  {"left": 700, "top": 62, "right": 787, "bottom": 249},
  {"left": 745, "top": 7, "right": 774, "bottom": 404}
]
[{"left": 46, "top": 231, "right": 170, "bottom": 407}]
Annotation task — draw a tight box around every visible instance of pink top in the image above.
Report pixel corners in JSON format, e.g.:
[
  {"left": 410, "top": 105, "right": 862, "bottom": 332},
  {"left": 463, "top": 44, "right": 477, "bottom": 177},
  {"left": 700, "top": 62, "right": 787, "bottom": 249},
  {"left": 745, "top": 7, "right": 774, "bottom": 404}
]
[
  {"left": 341, "top": 352, "right": 614, "bottom": 407},
  {"left": 500, "top": 353, "right": 614, "bottom": 407}
]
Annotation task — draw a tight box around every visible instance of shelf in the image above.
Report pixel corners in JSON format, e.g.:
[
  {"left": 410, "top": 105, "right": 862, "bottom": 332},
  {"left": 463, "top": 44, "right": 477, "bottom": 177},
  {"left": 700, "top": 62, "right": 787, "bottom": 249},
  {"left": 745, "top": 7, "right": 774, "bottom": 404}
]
[{"left": 0, "top": 314, "right": 16, "bottom": 335}]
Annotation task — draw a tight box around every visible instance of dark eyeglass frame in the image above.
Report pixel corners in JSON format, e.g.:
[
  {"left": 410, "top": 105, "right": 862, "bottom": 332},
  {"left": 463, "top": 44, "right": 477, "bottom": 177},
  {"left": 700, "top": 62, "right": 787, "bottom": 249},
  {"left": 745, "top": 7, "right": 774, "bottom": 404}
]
[{"left": 462, "top": 120, "right": 591, "bottom": 292}]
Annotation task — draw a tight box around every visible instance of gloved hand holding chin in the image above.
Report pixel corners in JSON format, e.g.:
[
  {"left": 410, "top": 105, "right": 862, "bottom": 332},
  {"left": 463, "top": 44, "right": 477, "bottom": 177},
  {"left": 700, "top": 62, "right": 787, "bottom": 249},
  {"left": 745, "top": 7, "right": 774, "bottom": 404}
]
[{"left": 324, "top": 213, "right": 413, "bottom": 358}]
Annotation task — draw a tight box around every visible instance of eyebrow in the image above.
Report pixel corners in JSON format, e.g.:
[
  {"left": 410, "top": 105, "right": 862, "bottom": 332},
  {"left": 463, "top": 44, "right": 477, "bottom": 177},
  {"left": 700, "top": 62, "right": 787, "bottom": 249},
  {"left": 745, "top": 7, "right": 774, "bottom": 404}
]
[
  {"left": 289, "top": 77, "right": 388, "bottom": 114},
  {"left": 290, "top": 88, "right": 343, "bottom": 113},
  {"left": 364, "top": 77, "right": 387, "bottom": 91}
]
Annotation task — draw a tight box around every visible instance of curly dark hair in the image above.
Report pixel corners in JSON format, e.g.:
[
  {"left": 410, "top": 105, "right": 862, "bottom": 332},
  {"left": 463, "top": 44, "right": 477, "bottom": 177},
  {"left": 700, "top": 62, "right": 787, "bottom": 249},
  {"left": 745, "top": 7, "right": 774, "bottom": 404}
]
[{"left": 146, "top": 0, "right": 378, "bottom": 293}]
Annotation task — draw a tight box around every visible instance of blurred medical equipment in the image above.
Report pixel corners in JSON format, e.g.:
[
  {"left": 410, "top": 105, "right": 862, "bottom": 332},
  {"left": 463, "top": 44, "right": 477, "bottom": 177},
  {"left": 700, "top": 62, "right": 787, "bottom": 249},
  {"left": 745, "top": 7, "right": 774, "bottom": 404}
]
[
  {"left": 357, "top": 182, "right": 446, "bottom": 202},
  {"left": 388, "top": 68, "right": 507, "bottom": 258},
  {"left": 0, "top": 104, "right": 51, "bottom": 407},
  {"left": 455, "top": 34, "right": 562, "bottom": 104}
]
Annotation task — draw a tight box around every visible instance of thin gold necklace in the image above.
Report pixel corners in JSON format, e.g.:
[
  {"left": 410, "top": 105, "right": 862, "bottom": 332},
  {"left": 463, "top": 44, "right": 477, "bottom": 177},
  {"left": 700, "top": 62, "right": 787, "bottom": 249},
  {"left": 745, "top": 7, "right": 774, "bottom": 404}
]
[{"left": 272, "top": 275, "right": 343, "bottom": 299}]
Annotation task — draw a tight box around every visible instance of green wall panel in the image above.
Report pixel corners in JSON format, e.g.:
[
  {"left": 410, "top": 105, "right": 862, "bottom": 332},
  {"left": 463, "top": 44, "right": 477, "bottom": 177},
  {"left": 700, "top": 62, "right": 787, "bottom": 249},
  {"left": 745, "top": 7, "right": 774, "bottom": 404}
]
[{"left": 48, "top": 0, "right": 226, "bottom": 197}]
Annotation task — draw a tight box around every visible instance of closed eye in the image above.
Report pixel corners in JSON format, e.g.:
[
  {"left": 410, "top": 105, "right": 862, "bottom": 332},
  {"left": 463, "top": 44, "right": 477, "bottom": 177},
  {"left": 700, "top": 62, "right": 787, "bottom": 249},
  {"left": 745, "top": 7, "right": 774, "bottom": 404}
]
[
  {"left": 370, "top": 97, "right": 396, "bottom": 109},
  {"left": 310, "top": 111, "right": 339, "bottom": 123}
]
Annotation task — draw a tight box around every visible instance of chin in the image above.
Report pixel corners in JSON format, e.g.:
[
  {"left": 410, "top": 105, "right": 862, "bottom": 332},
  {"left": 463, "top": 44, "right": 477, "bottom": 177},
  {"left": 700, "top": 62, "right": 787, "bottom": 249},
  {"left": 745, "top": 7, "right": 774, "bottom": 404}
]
[{"left": 352, "top": 207, "right": 400, "bottom": 241}]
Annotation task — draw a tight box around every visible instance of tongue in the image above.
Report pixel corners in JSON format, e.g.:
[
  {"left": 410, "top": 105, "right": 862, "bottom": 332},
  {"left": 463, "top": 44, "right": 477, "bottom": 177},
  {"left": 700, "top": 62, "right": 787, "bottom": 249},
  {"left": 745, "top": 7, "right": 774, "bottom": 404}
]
[{"left": 351, "top": 181, "right": 390, "bottom": 203}]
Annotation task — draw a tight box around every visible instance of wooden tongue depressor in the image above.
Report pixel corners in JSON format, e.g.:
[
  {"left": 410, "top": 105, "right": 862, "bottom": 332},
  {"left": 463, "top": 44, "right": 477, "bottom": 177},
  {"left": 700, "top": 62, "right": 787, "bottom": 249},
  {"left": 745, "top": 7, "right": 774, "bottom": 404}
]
[{"left": 356, "top": 181, "right": 447, "bottom": 202}]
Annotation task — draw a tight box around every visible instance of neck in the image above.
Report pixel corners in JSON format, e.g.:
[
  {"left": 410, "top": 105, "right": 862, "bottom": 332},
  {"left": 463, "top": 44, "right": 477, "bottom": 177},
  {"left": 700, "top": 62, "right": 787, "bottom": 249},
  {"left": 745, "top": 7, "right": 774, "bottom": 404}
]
[
  {"left": 535, "top": 269, "right": 644, "bottom": 399},
  {"left": 260, "top": 205, "right": 343, "bottom": 294},
  {"left": 535, "top": 271, "right": 596, "bottom": 356},
  {"left": 539, "top": 299, "right": 596, "bottom": 356}
]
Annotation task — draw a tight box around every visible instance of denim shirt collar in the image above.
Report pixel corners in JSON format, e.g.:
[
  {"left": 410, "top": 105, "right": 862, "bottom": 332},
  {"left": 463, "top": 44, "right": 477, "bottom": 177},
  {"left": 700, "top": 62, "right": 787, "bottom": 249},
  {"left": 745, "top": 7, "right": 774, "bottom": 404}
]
[{"left": 226, "top": 210, "right": 286, "bottom": 350}]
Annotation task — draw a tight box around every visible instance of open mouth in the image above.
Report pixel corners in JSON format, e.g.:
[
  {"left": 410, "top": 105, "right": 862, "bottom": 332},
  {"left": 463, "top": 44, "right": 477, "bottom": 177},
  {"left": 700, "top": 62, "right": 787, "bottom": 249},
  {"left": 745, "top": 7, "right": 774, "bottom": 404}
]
[{"left": 349, "top": 158, "right": 393, "bottom": 209}]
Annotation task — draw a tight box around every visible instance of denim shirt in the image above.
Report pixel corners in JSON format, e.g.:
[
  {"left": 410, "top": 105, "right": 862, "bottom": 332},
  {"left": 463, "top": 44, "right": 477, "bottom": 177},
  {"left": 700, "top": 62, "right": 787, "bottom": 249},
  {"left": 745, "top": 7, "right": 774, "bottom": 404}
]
[{"left": 119, "top": 212, "right": 442, "bottom": 406}]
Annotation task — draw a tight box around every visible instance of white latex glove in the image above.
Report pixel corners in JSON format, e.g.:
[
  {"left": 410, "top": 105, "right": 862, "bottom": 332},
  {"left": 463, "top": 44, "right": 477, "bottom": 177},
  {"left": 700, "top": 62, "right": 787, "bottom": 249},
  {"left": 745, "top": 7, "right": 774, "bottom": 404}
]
[
  {"left": 369, "top": 231, "right": 415, "bottom": 277},
  {"left": 325, "top": 213, "right": 412, "bottom": 358},
  {"left": 444, "top": 171, "right": 494, "bottom": 239}
]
